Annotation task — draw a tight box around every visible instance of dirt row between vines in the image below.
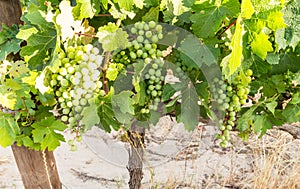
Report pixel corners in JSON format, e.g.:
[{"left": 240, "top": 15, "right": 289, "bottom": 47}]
[{"left": 1, "top": 117, "right": 299, "bottom": 189}]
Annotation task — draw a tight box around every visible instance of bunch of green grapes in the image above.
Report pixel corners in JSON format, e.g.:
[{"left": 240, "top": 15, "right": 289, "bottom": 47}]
[
  {"left": 48, "top": 44, "right": 104, "bottom": 131},
  {"left": 108, "top": 21, "right": 164, "bottom": 80},
  {"left": 141, "top": 58, "right": 165, "bottom": 113},
  {"left": 171, "top": 50, "right": 194, "bottom": 77},
  {"left": 212, "top": 69, "right": 253, "bottom": 147}
]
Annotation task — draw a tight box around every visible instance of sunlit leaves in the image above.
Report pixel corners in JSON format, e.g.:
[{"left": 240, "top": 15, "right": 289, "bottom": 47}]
[
  {"left": 227, "top": 16, "right": 244, "bottom": 76},
  {"left": 0, "top": 113, "right": 19, "bottom": 148},
  {"left": 31, "top": 116, "right": 67, "bottom": 151},
  {"left": 190, "top": 0, "right": 240, "bottom": 38},
  {"left": 250, "top": 32, "right": 273, "bottom": 59},
  {"left": 96, "top": 23, "right": 129, "bottom": 51}
]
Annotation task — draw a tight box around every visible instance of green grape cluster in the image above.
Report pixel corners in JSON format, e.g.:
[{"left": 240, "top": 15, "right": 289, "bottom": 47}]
[
  {"left": 141, "top": 58, "right": 165, "bottom": 113},
  {"left": 49, "top": 44, "right": 104, "bottom": 130},
  {"left": 108, "top": 21, "right": 166, "bottom": 114},
  {"left": 212, "top": 69, "right": 253, "bottom": 147},
  {"left": 172, "top": 51, "right": 193, "bottom": 76}
]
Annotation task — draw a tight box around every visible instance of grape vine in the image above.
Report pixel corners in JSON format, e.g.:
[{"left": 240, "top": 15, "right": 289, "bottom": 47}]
[{"left": 0, "top": 0, "right": 299, "bottom": 152}]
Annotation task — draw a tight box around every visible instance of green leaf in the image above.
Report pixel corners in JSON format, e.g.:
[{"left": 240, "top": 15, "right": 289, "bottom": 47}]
[
  {"left": 241, "top": 0, "right": 254, "bottom": 19},
  {"left": 162, "top": 83, "right": 177, "bottom": 101},
  {"left": 112, "top": 91, "right": 135, "bottom": 115},
  {"left": 282, "top": 0, "right": 300, "bottom": 50},
  {"left": 81, "top": 101, "right": 100, "bottom": 130},
  {"left": 250, "top": 31, "right": 273, "bottom": 59},
  {"left": 31, "top": 116, "right": 66, "bottom": 151},
  {"left": 97, "top": 89, "right": 121, "bottom": 132},
  {"left": 190, "top": 0, "right": 240, "bottom": 38},
  {"left": 117, "top": 0, "right": 134, "bottom": 11},
  {"left": 96, "top": 23, "right": 129, "bottom": 51},
  {"left": 228, "top": 16, "right": 244, "bottom": 76},
  {"left": 0, "top": 38, "right": 21, "bottom": 61},
  {"left": 266, "top": 53, "right": 280, "bottom": 64},
  {"left": 16, "top": 26, "right": 38, "bottom": 40},
  {"left": 180, "top": 82, "right": 199, "bottom": 131},
  {"left": 0, "top": 114, "right": 19, "bottom": 148},
  {"left": 0, "top": 86, "right": 17, "bottom": 110},
  {"left": 291, "top": 92, "right": 300, "bottom": 105},
  {"left": 265, "top": 100, "right": 277, "bottom": 115},
  {"left": 0, "top": 24, "right": 21, "bottom": 61},
  {"left": 282, "top": 104, "right": 300, "bottom": 123},
  {"left": 41, "top": 132, "right": 64, "bottom": 151},
  {"left": 142, "top": 6, "right": 159, "bottom": 22},
  {"left": 179, "top": 36, "right": 216, "bottom": 67},
  {"left": 20, "top": 29, "right": 57, "bottom": 69},
  {"left": 72, "top": 0, "right": 96, "bottom": 19},
  {"left": 253, "top": 114, "right": 272, "bottom": 136}
]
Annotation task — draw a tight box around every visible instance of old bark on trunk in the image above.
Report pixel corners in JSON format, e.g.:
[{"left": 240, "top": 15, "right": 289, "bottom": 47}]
[
  {"left": 11, "top": 144, "right": 62, "bottom": 189},
  {"left": 127, "top": 122, "right": 146, "bottom": 189},
  {"left": 1, "top": 1, "right": 62, "bottom": 189}
]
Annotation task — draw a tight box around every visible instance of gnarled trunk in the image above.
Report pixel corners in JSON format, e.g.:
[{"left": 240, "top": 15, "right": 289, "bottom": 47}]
[{"left": 127, "top": 122, "right": 146, "bottom": 189}]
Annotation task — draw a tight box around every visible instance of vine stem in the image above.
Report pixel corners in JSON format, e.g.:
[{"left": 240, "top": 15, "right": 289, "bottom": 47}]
[
  {"left": 74, "top": 32, "right": 96, "bottom": 38},
  {"left": 95, "top": 14, "right": 113, "bottom": 17},
  {"left": 217, "top": 19, "right": 237, "bottom": 38},
  {"left": 102, "top": 19, "right": 122, "bottom": 94},
  {"left": 102, "top": 51, "right": 111, "bottom": 95}
]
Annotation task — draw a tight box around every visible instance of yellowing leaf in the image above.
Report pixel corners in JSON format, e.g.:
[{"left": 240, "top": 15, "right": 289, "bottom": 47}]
[
  {"left": 251, "top": 32, "right": 273, "bottom": 59},
  {"left": 228, "top": 16, "right": 244, "bottom": 76},
  {"left": 267, "top": 11, "right": 286, "bottom": 30},
  {"left": 241, "top": 0, "right": 254, "bottom": 19}
]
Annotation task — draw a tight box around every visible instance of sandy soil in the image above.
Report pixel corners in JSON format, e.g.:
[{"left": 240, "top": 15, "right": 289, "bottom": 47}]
[{"left": 0, "top": 117, "right": 299, "bottom": 189}]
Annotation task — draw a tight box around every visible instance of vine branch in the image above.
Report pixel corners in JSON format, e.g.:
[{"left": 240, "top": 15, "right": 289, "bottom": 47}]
[{"left": 217, "top": 19, "right": 237, "bottom": 38}]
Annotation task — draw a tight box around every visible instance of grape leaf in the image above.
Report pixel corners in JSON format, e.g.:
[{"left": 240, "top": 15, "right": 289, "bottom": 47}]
[
  {"left": 31, "top": 116, "right": 67, "bottom": 151},
  {"left": 0, "top": 113, "right": 19, "bottom": 148},
  {"left": 72, "top": 0, "right": 96, "bottom": 19},
  {"left": 228, "top": 16, "right": 244, "bottom": 76},
  {"left": 106, "top": 67, "right": 119, "bottom": 81},
  {"left": 97, "top": 89, "right": 121, "bottom": 132},
  {"left": 190, "top": 0, "right": 240, "bottom": 38},
  {"left": 142, "top": 7, "right": 159, "bottom": 22},
  {"left": 112, "top": 91, "right": 135, "bottom": 115},
  {"left": 241, "top": 0, "right": 254, "bottom": 19},
  {"left": 266, "top": 53, "right": 280, "bottom": 64},
  {"left": 20, "top": 27, "right": 57, "bottom": 69},
  {"left": 117, "top": 0, "right": 134, "bottom": 11},
  {"left": 266, "top": 11, "right": 286, "bottom": 31},
  {"left": 0, "top": 24, "right": 21, "bottom": 61},
  {"left": 0, "top": 86, "right": 17, "bottom": 110},
  {"left": 265, "top": 100, "right": 277, "bottom": 115},
  {"left": 282, "top": 104, "right": 300, "bottom": 123},
  {"left": 96, "top": 23, "right": 129, "bottom": 51},
  {"left": 282, "top": 0, "right": 300, "bottom": 50},
  {"left": 16, "top": 26, "right": 38, "bottom": 40},
  {"left": 8, "top": 60, "right": 29, "bottom": 78},
  {"left": 180, "top": 82, "right": 199, "bottom": 131},
  {"left": 179, "top": 36, "right": 216, "bottom": 67},
  {"left": 253, "top": 114, "right": 272, "bottom": 136},
  {"left": 291, "top": 91, "right": 300, "bottom": 105},
  {"left": 81, "top": 100, "right": 100, "bottom": 130},
  {"left": 250, "top": 31, "right": 273, "bottom": 59}
]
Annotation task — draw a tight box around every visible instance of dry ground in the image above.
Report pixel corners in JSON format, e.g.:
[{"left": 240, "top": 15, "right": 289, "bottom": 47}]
[{"left": 0, "top": 117, "right": 299, "bottom": 189}]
